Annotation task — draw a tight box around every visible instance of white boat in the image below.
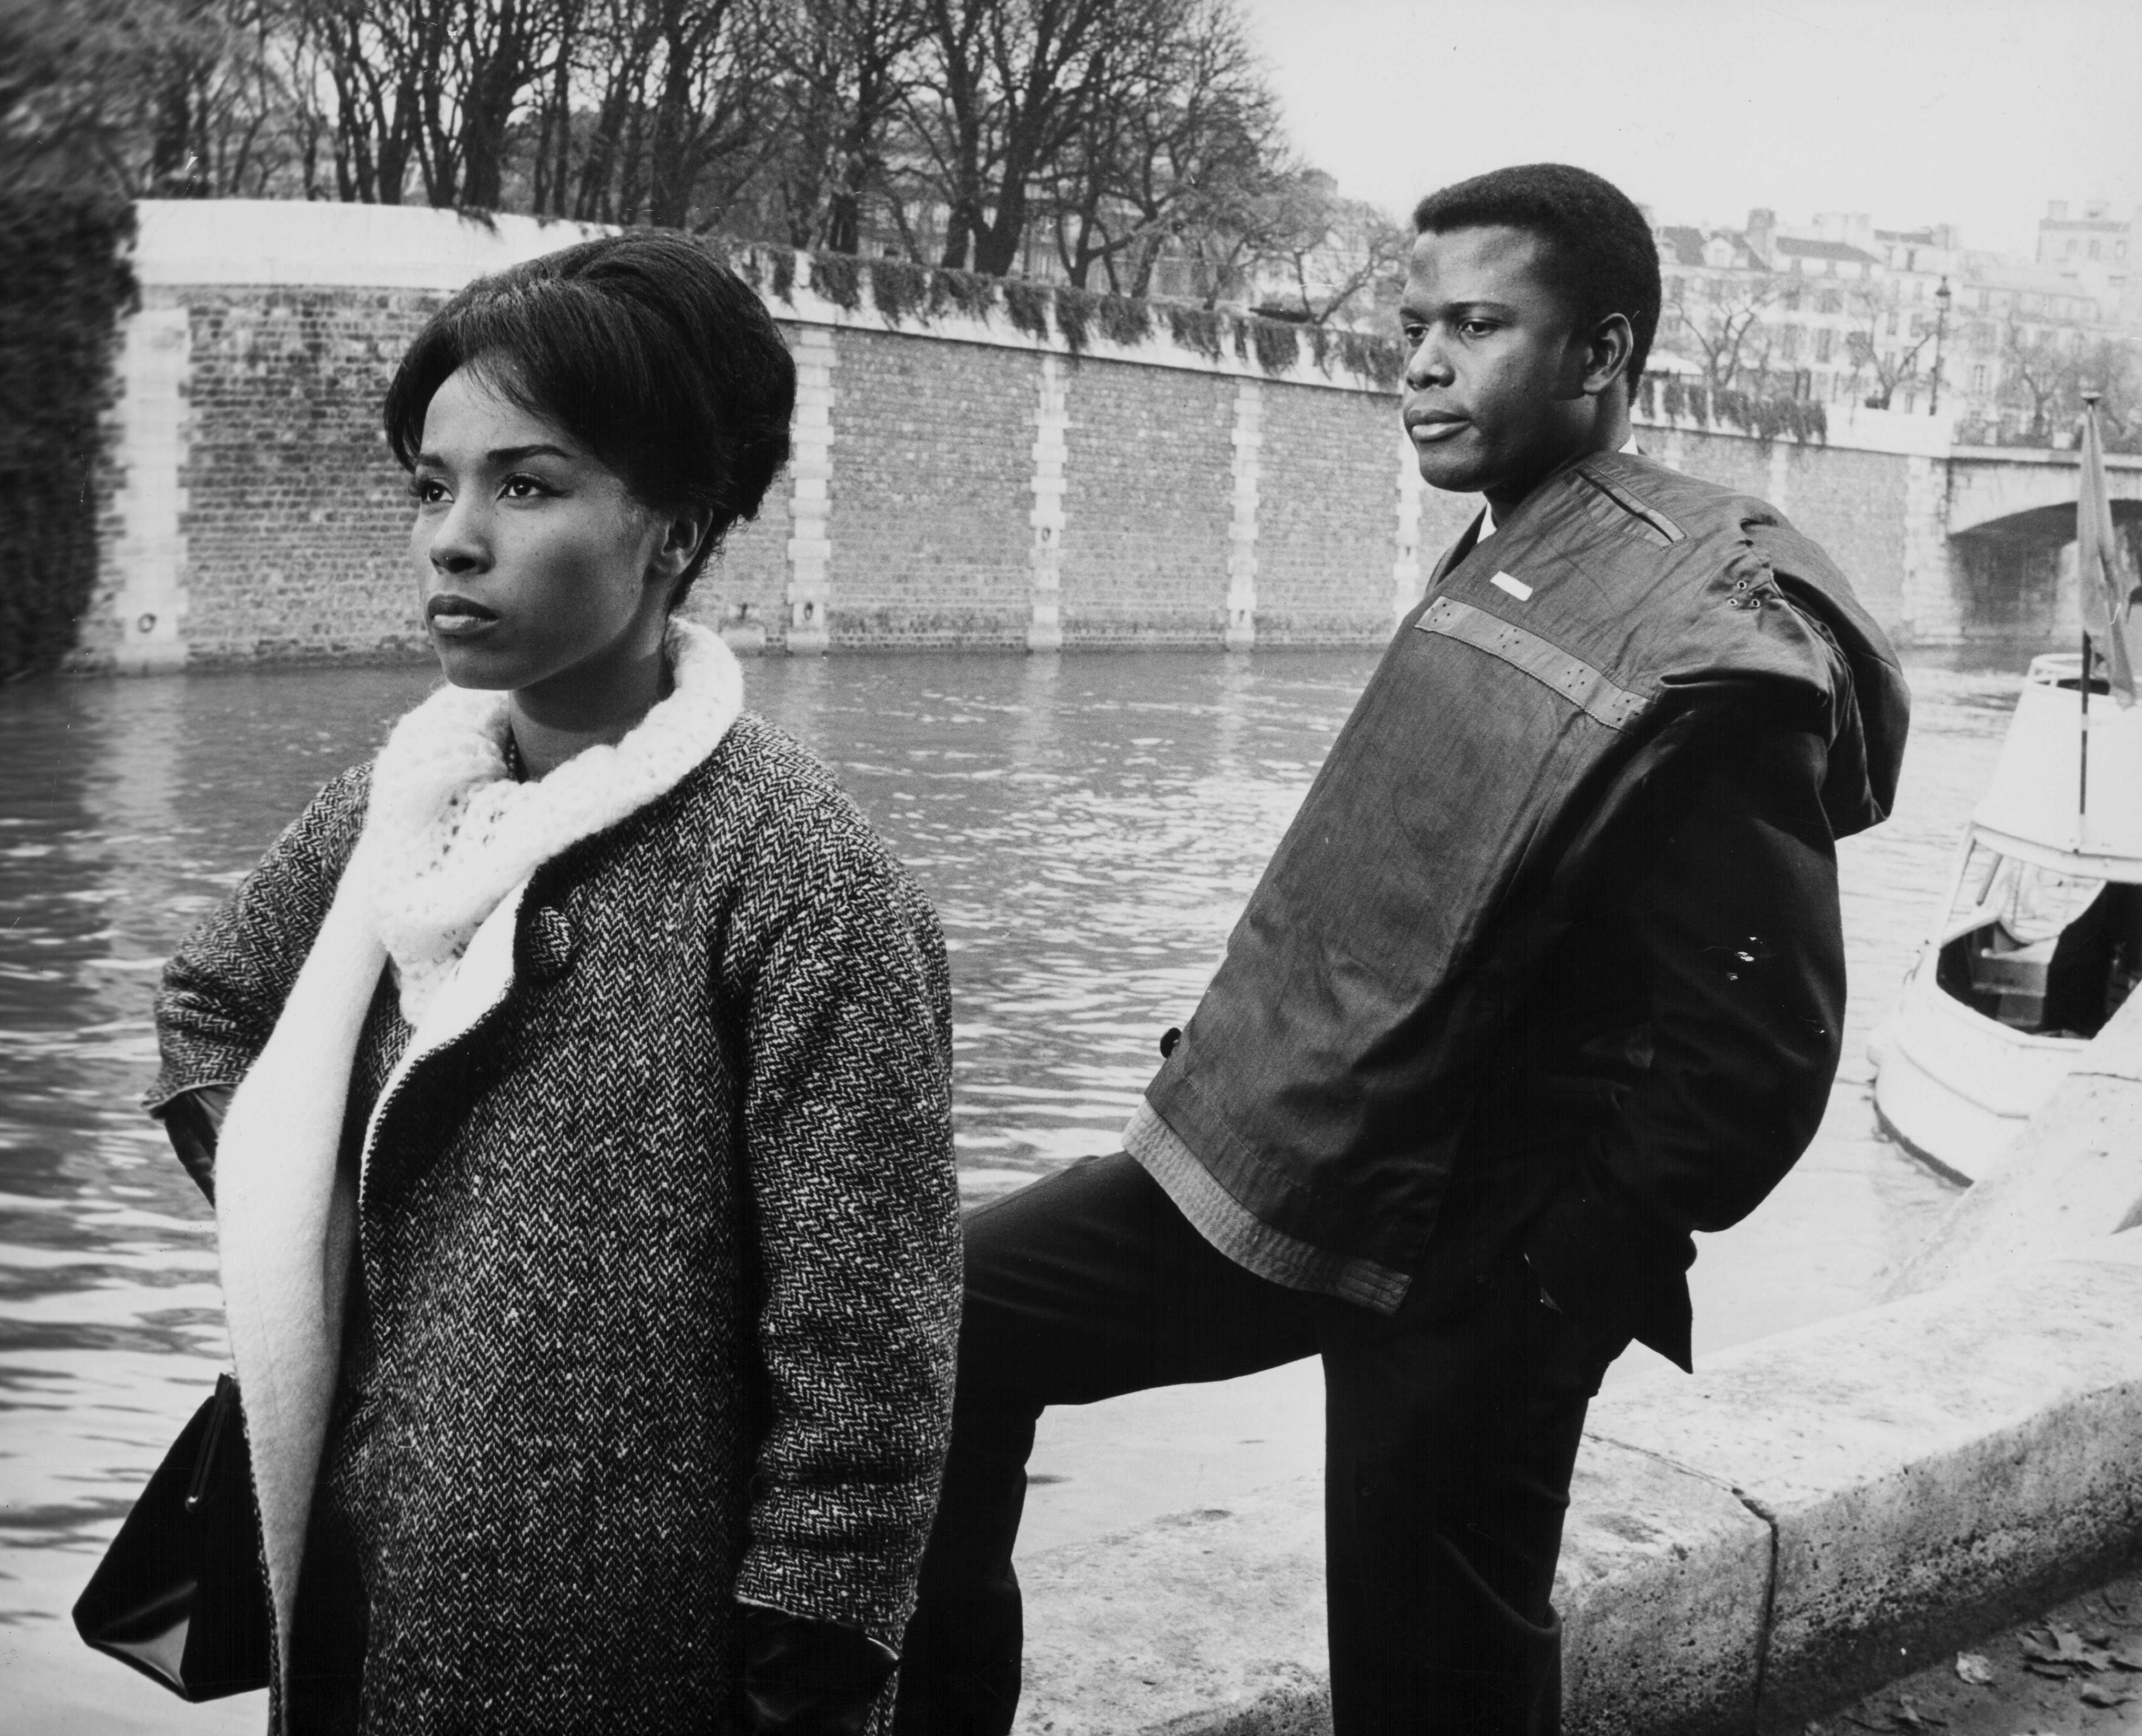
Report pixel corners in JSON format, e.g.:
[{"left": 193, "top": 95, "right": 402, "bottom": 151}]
[{"left": 1869, "top": 653, "right": 2142, "bottom": 1183}]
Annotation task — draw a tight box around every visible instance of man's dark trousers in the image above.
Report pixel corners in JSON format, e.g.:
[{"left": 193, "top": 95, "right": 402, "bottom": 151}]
[{"left": 893, "top": 1150, "right": 1627, "bottom": 1736}]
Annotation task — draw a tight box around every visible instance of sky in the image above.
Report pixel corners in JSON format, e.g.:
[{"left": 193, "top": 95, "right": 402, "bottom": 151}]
[{"left": 1240, "top": 0, "right": 2142, "bottom": 260}]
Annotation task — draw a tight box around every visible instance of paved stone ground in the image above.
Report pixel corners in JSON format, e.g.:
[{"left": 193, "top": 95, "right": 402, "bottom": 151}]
[{"left": 1811, "top": 1567, "right": 2142, "bottom": 1736}]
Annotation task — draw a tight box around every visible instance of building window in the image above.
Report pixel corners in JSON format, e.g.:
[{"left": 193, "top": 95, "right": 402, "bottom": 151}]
[
  {"left": 2090, "top": 239, "right": 2102, "bottom": 259},
  {"left": 2119, "top": 241, "right": 2130, "bottom": 260},
  {"left": 1816, "top": 328, "right": 1834, "bottom": 363},
  {"left": 1971, "top": 365, "right": 1988, "bottom": 392}
]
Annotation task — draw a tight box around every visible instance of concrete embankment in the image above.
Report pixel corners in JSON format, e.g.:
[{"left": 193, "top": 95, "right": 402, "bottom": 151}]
[
  {"left": 1011, "top": 1005, "right": 2142, "bottom": 1736},
  {"left": 1012, "top": 1231, "right": 2142, "bottom": 1735}
]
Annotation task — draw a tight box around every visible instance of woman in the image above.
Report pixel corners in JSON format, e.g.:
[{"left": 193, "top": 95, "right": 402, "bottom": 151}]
[{"left": 148, "top": 232, "right": 961, "bottom": 1735}]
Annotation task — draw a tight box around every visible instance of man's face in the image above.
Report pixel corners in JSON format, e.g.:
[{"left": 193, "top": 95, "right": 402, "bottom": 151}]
[{"left": 1399, "top": 225, "right": 1595, "bottom": 505}]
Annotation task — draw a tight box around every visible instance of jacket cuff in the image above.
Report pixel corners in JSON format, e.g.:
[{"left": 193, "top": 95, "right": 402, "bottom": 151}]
[{"left": 1521, "top": 1156, "right": 1695, "bottom": 1368}]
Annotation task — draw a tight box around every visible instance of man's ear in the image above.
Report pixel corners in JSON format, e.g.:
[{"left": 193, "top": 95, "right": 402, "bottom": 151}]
[{"left": 1579, "top": 313, "right": 1635, "bottom": 400}]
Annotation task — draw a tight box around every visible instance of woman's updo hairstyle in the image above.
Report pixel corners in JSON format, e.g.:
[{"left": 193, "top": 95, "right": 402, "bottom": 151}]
[{"left": 385, "top": 230, "right": 795, "bottom": 605}]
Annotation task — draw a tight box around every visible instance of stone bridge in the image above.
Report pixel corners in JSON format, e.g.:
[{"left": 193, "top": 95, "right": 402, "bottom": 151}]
[{"left": 1917, "top": 445, "right": 2142, "bottom": 644}]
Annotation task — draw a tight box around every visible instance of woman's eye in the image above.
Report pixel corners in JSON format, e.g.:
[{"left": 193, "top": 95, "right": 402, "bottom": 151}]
[
  {"left": 502, "top": 474, "right": 551, "bottom": 501},
  {"left": 409, "top": 476, "right": 448, "bottom": 505}
]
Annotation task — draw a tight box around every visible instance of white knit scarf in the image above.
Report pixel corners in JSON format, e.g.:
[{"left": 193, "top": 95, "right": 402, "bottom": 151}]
[
  {"left": 368, "top": 616, "right": 745, "bottom": 1022},
  {"left": 213, "top": 616, "right": 743, "bottom": 1690}
]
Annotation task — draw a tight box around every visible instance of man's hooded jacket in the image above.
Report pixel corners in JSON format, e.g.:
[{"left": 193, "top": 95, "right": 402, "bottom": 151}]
[{"left": 1126, "top": 450, "right": 1911, "bottom": 1367}]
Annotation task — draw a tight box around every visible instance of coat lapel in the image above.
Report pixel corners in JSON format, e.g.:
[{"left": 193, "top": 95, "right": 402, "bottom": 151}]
[{"left": 361, "top": 877, "right": 531, "bottom": 1183}]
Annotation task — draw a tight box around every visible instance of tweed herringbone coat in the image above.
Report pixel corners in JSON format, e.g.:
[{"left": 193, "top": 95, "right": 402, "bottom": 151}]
[{"left": 151, "top": 702, "right": 961, "bottom": 1735}]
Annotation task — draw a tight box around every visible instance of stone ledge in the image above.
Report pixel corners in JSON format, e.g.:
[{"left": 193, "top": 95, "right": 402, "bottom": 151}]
[{"left": 1011, "top": 1231, "right": 2142, "bottom": 1735}]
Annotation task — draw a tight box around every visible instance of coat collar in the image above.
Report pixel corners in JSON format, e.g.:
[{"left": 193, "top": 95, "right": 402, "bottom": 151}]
[{"left": 367, "top": 617, "right": 743, "bottom": 1025}]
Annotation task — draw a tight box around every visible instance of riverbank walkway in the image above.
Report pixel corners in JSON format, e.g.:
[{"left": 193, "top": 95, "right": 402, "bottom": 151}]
[{"left": 1815, "top": 1564, "right": 2142, "bottom": 1736}]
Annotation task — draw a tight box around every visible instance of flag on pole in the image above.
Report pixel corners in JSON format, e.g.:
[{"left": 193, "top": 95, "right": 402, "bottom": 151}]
[{"left": 2078, "top": 394, "right": 2139, "bottom": 706}]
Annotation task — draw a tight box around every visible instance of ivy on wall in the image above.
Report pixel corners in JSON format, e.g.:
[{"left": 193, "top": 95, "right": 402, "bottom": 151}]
[
  {"left": 739, "top": 241, "right": 1403, "bottom": 391},
  {"left": 1640, "top": 373, "right": 1827, "bottom": 444},
  {"left": 0, "top": 193, "right": 138, "bottom": 680}
]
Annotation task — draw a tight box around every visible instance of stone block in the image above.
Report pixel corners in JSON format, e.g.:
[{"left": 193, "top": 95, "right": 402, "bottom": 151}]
[
  {"left": 1587, "top": 1236, "right": 2142, "bottom": 1730},
  {"left": 1557, "top": 1437, "right": 1773, "bottom": 1736}
]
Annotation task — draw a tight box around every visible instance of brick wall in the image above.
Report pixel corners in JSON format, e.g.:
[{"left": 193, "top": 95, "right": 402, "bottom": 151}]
[
  {"left": 1255, "top": 384, "right": 1402, "bottom": 644},
  {"left": 80, "top": 204, "right": 1444, "bottom": 667},
  {"left": 823, "top": 328, "right": 1035, "bottom": 649},
  {"left": 1058, "top": 358, "right": 1236, "bottom": 645},
  {"left": 684, "top": 324, "right": 795, "bottom": 647},
  {"left": 74, "top": 202, "right": 2100, "bottom": 672},
  {"left": 176, "top": 286, "right": 439, "bottom": 664}
]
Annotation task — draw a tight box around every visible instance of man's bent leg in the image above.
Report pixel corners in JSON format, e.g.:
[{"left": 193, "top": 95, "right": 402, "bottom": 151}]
[
  {"left": 1319, "top": 1246, "right": 1624, "bottom": 1736},
  {"left": 894, "top": 1151, "right": 1319, "bottom": 1736}
]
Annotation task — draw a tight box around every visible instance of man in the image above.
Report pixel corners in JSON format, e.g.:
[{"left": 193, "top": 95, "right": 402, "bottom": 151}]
[{"left": 894, "top": 164, "right": 1908, "bottom": 1736}]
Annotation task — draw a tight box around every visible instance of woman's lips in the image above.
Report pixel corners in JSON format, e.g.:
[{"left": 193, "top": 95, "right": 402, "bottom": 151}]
[{"left": 426, "top": 595, "right": 499, "bottom": 638}]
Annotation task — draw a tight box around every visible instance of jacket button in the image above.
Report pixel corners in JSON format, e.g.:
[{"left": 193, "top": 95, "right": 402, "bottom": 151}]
[
  {"left": 524, "top": 906, "right": 577, "bottom": 981},
  {"left": 1159, "top": 1026, "right": 1182, "bottom": 1058}
]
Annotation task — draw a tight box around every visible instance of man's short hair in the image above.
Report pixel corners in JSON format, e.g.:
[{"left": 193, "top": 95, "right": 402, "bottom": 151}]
[{"left": 1412, "top": 164, "right": 1660, "bottom": 394}]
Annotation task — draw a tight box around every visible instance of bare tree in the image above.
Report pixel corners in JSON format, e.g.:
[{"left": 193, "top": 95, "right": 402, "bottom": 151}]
[
  {"left": 1660, "top": 267, "right": 1782, "bottom": 392},
  {"left": 762, "top": 0, "right": 929, "bottom": 253},
  {"left": 1039, "top": 0, "right": 1283, "bottom": 293},
  {"left": 1844, "top": 282, "right": 1936, "bottom": 410},
  {"left": 1246, "top": 173, "right": 1405, "bottom": 326},
  {"left": 1999, "top": 316, "right": 2067, "bottom": 438},
  {"left": 10, "top": 0, "right": 1405, "bottom": 313},
  {"left": 907, "top": 0, "right": 1116, "bottom": 275},
  {"left": 1, "top": 0, "right": 301, "bottom": 196}
]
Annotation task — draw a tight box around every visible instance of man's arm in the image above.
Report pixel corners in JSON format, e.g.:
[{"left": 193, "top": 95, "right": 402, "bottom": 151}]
[{"left": 1521, "top": 722, "right": 1845, "bottom": 1365}]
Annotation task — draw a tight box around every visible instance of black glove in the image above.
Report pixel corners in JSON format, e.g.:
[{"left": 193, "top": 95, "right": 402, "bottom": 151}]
[
  {"left": 733, "top": 1603, "right": 898, "bottom": 1736},
  {"left": 160, "top": 1083, "right": 235, "bottom": 1204}
]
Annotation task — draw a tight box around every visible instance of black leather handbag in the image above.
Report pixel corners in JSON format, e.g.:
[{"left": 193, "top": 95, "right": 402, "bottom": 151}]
[{"left": 73, "top": 1370, "right": 271, "bottom": 1700}]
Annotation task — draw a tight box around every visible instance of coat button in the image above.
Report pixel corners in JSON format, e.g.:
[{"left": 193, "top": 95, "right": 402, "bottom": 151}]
[
  {"left": 523, "top": 906, "right": 577, "bottom": 981},
  {"left": 1159, "top": 1026, "right": 1182, "bottom": 1058}
]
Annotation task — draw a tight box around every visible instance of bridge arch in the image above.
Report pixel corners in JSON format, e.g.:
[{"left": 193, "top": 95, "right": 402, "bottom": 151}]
[{"left": 1946, "top": 497, "right": 2142, "bottom": 640}]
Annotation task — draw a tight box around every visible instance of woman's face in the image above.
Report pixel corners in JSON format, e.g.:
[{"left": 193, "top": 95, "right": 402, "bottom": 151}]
[{"left": 407, "top": 366, "right": 693, "bottom": 713}]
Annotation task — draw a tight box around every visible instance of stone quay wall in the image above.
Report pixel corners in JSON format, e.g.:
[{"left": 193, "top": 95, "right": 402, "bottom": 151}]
[
  {"left": 76, "top": 202, "right": 1462, "bottom": 672},
  {"left": 74, "top": 199, "right": 2086, "bottom": 673}
]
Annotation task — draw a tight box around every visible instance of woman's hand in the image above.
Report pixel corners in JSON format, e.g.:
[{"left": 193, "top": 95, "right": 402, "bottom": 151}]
[
  {"left": 160, "top": 1083, "right": 236, "bottom": 1203},
  {"left": 732, "top": 1603, "right": 897, "bottom": 1736}
]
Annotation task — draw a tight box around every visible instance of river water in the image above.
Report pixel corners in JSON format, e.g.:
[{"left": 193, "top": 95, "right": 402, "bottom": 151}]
[{"left": 0, "top": 646, "right": 2026, "bottom": 1731}]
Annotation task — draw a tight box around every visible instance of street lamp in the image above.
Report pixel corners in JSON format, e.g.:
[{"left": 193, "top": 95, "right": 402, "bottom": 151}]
[{"left": 1928, "top": 276, "right": 1952, "bottom": 415}]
